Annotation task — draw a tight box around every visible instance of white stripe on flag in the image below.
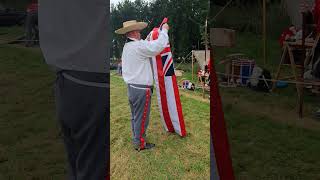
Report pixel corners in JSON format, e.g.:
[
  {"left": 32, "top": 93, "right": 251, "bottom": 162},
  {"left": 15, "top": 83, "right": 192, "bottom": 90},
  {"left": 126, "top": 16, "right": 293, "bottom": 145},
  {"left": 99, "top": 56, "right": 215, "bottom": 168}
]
[{"left": 164, "top": 76, "right": 182, "bottom": 134}]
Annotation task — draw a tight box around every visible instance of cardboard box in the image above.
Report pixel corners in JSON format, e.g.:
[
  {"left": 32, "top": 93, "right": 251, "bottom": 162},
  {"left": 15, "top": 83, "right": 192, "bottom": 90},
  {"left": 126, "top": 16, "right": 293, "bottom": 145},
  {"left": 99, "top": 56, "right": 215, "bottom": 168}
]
[{"left": 210, "top": 28, "right": 236, "bottom": 47}]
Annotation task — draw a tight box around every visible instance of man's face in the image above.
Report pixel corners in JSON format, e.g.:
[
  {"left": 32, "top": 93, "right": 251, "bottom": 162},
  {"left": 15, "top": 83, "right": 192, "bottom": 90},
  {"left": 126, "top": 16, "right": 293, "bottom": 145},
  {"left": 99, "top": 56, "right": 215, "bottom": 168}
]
[
  {"left": 127, "top": 30, "right": 141, "bottom": 40},
  {"left": 135, "top": 31, "right": 141, "bottom": 40},
  {"left": 289, "top": 26, "right": 296, "bottom": 34}
]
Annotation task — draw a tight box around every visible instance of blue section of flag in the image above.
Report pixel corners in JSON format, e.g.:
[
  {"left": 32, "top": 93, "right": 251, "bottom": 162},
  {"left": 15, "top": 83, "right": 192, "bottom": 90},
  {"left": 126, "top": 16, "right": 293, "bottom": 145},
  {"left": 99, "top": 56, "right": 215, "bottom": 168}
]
[{"left": 161, "top": 55, "right": 174, "bottom": 76}]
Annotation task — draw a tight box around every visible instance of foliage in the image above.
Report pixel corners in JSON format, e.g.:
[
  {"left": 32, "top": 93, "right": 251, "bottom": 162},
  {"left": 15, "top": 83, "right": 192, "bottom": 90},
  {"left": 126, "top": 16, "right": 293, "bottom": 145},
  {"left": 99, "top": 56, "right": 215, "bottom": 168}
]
[
  {"left": 0, "top": 0, "right": 31, "bottom": 10},
  {"left": 1, "top": 26, "right": 320, "bottom": 179},
  {"left": 210, "top": 0, "right": 291, "bottom": 39},
  {"left": 110, "top": 0, "right": 210, "bottom": 59}
]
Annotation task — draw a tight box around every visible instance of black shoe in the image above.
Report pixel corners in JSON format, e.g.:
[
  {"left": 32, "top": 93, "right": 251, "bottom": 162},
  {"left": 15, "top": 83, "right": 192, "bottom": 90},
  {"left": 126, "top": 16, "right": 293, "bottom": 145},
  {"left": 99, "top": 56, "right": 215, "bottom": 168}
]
[{"left": 135, "top": 143, "right": 156, "bottom": 152}]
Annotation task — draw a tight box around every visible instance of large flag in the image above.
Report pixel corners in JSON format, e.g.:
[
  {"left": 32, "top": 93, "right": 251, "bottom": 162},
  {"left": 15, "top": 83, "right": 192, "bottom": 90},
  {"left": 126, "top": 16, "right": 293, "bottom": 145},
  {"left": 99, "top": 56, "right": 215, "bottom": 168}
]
[
  {"left": 210, "top": 53, "right": 235, "bottom": 180},
  {"left": 148, "top": 18, "right": 187, "bottom": 137}
]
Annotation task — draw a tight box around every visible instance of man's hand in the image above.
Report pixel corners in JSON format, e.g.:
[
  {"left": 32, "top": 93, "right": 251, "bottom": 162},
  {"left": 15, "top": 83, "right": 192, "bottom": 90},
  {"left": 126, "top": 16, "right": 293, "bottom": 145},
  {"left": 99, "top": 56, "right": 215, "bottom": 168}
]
[{"left": 162, "top": 23, "right": 169, "bottom": 31}]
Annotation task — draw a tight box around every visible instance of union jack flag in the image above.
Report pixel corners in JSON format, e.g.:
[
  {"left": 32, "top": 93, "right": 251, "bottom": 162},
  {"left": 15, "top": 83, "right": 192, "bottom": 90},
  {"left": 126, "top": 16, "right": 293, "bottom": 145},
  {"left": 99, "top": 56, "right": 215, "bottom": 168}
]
[
  {"left": 148, "top": 20, "right": 186, "bottom": 137},
  {"left": 161, "top": 45, "right": 174, "bottom": 76}
]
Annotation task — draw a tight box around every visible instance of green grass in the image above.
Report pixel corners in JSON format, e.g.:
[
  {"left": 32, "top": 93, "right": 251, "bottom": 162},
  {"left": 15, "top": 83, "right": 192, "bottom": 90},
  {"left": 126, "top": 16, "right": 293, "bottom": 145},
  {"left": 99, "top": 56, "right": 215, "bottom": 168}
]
[
  {"left": 0, "top": 44, "right": 66, "bottom": 179},
  {"left": 110, "top": 73, "right": 210, "bottom": 180},
  {"left": 227, "top": 110, "right": 320, "bottom": 179},
  {"left": 214, "top": 31, "right": 320, "bottom": 179},
  {"left": 1, "top": 26, "right": 320, "bottom": 179},
  {"left": 0, "top": 26, "right": 24, "bottom": 44}
]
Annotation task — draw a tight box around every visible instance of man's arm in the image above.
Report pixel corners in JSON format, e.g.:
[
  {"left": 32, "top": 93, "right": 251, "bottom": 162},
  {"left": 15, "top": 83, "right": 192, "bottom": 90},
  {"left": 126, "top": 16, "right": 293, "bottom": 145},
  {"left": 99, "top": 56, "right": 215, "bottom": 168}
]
[{"left": 138, "top": 26, "right": 169, "bottom": 58}]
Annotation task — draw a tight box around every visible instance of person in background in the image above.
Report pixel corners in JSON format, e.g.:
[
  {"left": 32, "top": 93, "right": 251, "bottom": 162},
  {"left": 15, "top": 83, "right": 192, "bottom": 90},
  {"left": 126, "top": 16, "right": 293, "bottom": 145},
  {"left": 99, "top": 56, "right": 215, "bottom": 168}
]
[
  {"left": 117, "top": 59, "right": 122, "bottom": 75},
  {"left": 300, "top": 0, "right": 320, "bottom": 34},
  {"left": 39, "top": 0, "right": 109, "bottom": 179},
  {"left": 25, "top": 0, "right": 38, "bottom": 47},
  {"left": 279, "top": 25, "right": 297, "bottom": 47}
]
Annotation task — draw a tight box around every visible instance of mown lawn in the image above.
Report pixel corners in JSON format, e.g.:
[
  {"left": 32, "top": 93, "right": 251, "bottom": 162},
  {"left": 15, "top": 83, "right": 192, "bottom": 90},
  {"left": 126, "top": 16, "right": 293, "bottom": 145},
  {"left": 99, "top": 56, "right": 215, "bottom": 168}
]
[
  {"left": 214, "top": 32, "right": 320, "bottom": 179},
  {"left": 0, "top": 44, "right": 66, "bottom": 179},
  {"left": 1, "top": 26, "right": 320, "bottom": 180},
  {"left": 110, "top": 73, "right": 210, "bottom": 180}
]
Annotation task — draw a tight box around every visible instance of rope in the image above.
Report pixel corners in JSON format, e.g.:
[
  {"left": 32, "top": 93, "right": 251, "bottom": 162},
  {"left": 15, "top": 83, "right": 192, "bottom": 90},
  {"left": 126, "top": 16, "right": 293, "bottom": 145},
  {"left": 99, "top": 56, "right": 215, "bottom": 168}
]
[
  {"left": 215, "top": 71, "right": 320, "bottom": 86},
  {"left": 175, "top": 51, "right": 192, "bottom": 70},
  {"left": 0, "top": 39, "right": 39, "bottom": 42},
  {"left": 212, "top": 0, "right": 233, "bottom": 21},
  {"left": 0, "top": 39, "right": 39, "bottom": 46}
]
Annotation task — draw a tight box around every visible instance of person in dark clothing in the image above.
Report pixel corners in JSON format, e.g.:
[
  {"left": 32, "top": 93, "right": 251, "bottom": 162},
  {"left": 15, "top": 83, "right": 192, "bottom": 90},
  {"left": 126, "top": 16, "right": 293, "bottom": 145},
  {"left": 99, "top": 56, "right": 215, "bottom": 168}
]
[
  {"left": 25, "top": 0, "right": 38, "bottom": 47},
  {"left": 39, "top": 0, "right": 109, "bottom": 179}
]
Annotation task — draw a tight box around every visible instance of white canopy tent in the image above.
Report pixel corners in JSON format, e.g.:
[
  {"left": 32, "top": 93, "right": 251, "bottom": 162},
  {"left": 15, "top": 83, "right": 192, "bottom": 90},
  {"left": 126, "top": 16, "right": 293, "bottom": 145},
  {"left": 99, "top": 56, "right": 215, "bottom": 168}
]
[{"left": 192, "top": 50, "right": 210, "bottom": 70}]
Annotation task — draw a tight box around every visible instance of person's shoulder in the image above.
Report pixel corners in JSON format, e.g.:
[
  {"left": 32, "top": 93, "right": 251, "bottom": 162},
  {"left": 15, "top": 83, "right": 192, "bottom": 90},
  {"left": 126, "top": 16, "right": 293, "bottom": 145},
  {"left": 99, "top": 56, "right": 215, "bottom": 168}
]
[
  {"left": 123, "top": 41, "right": 140, "bottom": 51},
  {"left": 138, "top": 39, "right": 148, "bottom": 43},
  {"left": 124, "top": 40, "right": 141, "bottom": 48},
  {"left": 131, "top": 40, "right": 148, "bottom": 48}
]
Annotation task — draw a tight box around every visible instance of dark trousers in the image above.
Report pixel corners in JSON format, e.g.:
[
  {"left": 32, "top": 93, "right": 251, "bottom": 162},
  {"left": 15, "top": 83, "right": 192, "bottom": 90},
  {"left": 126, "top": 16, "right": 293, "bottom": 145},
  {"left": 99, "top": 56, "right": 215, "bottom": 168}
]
[{"left": 54, "top": 72, "right": 109, "bottom": 180}]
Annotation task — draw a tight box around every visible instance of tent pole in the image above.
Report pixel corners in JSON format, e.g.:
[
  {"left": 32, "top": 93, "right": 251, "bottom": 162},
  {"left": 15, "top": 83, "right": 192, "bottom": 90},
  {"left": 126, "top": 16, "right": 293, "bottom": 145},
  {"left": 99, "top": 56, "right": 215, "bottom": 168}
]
[
  {"left": 263, "top": 0, "right": 267, "bottom": 65},
  {"left": 192, "top": 51, "right": 194, "bottom": 81}
]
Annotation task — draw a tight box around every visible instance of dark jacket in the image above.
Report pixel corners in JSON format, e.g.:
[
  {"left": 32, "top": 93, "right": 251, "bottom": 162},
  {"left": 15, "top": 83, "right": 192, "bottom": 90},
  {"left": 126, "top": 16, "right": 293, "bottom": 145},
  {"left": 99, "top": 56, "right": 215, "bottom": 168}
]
[{"left": 39, "top": 0, "right": 109, "bottom": 73}]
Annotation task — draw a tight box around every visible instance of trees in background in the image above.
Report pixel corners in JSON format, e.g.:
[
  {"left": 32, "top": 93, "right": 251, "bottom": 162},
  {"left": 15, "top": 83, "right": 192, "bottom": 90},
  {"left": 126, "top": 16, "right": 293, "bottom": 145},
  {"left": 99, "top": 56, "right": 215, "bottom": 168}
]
[
  {"left": 0, "top": 0, "right": 30, "bottom": 10},
  {"left": 211, "top": 0, "right": 290, "bottom": 39},
  {"left": 111, "top": 0, "right": 209, "bottom": 59}
]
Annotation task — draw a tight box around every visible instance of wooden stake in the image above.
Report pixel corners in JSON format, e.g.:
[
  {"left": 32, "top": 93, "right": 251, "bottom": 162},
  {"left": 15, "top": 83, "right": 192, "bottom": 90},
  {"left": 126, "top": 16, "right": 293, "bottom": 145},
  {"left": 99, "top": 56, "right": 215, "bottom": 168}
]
[
  {"left": 192, "top": 52, "right": 194, "bottom": 81},
  {"left": 263, "top": 0, "right": 267, "bottom": 65}
]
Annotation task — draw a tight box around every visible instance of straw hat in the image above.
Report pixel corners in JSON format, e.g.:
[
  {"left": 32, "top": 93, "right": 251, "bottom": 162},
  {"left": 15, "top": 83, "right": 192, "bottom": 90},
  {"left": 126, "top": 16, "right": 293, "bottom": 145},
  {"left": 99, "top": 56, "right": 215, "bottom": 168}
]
[{"left": 115, "top": 20, "right": 148, "bottom": 34}]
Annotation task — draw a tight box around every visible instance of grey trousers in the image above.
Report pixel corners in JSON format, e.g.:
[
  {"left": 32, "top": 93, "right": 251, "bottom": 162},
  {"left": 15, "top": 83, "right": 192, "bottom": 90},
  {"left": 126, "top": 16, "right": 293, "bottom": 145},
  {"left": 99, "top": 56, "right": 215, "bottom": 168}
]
[
  {"left": 127, "top": 84, "right": 153, "bottom": 148},
  {"left": 55, "top": 71, "right": 109, "bottom": 180}
]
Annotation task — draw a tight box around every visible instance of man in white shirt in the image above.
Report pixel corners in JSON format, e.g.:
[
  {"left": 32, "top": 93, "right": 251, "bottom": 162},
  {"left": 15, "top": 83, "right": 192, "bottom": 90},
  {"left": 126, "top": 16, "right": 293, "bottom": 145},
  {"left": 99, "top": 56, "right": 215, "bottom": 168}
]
[{"left": 115, "top": 20, "right": 169, "bottom": 151}]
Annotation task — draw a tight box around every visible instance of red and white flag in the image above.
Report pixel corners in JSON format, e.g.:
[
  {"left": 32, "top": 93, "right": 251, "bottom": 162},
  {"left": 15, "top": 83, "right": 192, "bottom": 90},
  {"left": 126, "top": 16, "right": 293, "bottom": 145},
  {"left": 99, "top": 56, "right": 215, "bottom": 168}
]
[{"left": 148, "top": 18, "right": 186, "bottom": 137}]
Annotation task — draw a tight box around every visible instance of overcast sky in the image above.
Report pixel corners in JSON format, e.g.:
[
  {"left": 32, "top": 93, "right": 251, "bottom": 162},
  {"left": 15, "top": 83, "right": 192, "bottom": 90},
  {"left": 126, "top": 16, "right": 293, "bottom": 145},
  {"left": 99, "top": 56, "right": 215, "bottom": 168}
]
[
  {"left": 110, "top": 0, "right": 123, "bottom": 5},
  {"left": 110, "top": 0, "right": 151, "bottom": 6}
]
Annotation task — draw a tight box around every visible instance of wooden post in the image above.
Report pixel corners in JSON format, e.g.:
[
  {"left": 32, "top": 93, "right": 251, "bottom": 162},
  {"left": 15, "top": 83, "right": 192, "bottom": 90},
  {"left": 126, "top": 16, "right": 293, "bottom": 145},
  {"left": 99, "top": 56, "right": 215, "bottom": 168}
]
[
  {"left": 203, "top": 19, "right": 208, "bottom": 99},
  {"left": 263, "top": 0, "right": 267, "bottom": 65},
  {"left": 205, "top": 19, "right": 208, "bottom": 65},
  {"left": 192, "top": 51, "right": 194, "bottom": 81},
  {"left": 298, "top": 12, "right": 307, "bottom": 119},
  {"left": 272, "top": 46, "right": 288, "bottom": 92}
]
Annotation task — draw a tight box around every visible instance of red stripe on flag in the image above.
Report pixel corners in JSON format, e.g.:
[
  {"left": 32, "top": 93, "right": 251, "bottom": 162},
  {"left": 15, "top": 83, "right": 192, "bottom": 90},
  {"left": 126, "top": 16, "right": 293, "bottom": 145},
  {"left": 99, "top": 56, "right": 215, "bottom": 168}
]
[
  {"left": 140, "top": 89, "right": 151, "bottom": 149},
  {"left": 172, "top": 75, "right": 187, "bottom": 137},
  {"left": 152, "top": 29, "right": 175, "bottom": 132},
  {"left": 210, "top": 54, "right": 235, "bottom": 179},
  {"left": 161, "top": 47, "right": 171, "bottom": 54},
  {"left": 156, "top": 55, "right": 175, "bottom": 132}
]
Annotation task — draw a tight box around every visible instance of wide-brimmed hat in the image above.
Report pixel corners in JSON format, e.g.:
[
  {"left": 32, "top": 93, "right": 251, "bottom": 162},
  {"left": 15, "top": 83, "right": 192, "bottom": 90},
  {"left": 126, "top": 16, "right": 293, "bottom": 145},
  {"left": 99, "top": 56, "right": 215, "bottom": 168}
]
[{"left": 115, "top": 20, "right": 148, "bottom": 35}]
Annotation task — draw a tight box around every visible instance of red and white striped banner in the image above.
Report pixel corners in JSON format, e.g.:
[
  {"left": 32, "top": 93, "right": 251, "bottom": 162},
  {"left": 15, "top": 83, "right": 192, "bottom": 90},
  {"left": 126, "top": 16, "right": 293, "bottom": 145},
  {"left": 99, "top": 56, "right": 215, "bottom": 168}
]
[
  {"left": 148, "top": 19, "right": 186, "bottom": 137},
  {"left": 211, "top": 53, "right": 235, "bottom": 180}
]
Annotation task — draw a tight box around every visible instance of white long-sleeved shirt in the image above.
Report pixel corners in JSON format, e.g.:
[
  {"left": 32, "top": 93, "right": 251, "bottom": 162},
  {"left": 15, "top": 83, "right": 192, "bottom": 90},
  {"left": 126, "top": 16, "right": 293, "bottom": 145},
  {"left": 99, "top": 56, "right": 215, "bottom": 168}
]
[{"left": 121, "top": 29, "right": 169, "bottom": 86}]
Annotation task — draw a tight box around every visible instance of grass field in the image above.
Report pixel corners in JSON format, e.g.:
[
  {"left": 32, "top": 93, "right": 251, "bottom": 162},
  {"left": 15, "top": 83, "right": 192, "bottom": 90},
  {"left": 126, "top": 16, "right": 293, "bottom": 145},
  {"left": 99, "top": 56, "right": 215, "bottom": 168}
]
[
  {"left": 1, "top": 26, "right": 320, "bottom": 179},
  {"left": 214, "top": 32, "right": 320, "bottom": 179},
  {"left": 0, "top": 43, "right": 66, "bottom": 179},
  {"left": 110, "top": 73, "right": 210, "bottom": 179}
]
